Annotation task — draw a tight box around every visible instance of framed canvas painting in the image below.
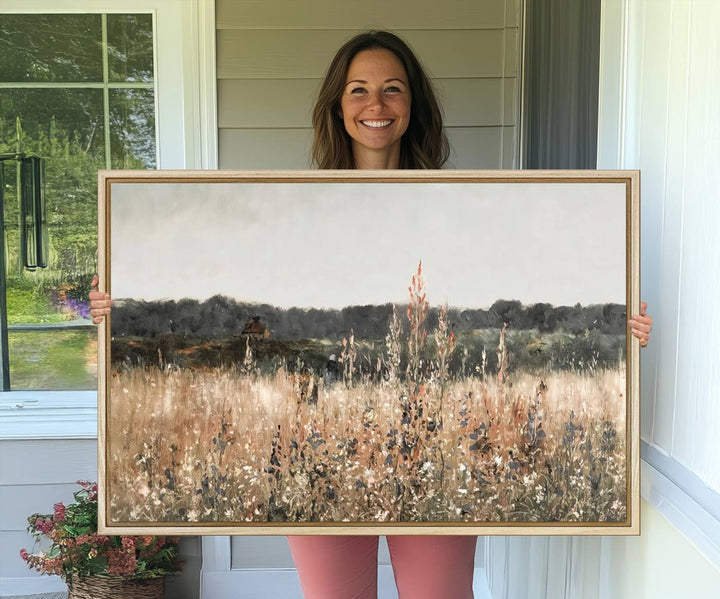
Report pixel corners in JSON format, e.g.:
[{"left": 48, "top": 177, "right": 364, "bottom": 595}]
[{"left": 97, "top": 170, "right": 640, "bottom": 535}]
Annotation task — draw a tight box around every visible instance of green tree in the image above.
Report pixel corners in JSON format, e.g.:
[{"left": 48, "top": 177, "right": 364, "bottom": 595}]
[{"left": 1, "top": 12, "right": 155, "bottom": 320}]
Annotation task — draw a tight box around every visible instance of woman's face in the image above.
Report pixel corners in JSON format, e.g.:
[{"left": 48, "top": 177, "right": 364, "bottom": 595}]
[{"left": 340, "top": 49, "right": 411, "bottom": 166}]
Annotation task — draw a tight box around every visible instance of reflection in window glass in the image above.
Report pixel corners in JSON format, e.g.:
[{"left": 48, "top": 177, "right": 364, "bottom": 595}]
[
  {"left": 0, "top": 13, "right": 155, "bottom": 390},
  {"left": 110, "top": 89, "right": 157, "bottom": 169},
  {"left": 8, "top": 330, "right": 97, "bottom": 390},
  {"left": 1, "top": 89, "right": 104, "bottom": 279},
  {"left": 0, "top": 89, "right": 106, "bottom": 162},
  {"left": 1, "top": 88, "right": 103, "bottom": 390},
  {"left": 0, "top": 14, "right": 102, "bottom": 82},
  {"left": 107, "top": 14, "right": 154, "bottom": 83}
]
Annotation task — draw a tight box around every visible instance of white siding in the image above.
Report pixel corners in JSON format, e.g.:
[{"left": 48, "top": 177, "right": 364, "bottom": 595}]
[
  {"left": 598, "top": 0, "right": 720, "bottom": 489},
  {"left": 215, "top": 0, "right": 514, "bottom": 30}
]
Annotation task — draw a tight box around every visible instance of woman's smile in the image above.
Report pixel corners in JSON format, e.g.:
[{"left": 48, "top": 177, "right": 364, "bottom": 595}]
[{"left": 361, "top": 119, "right": 394, "bottom": 128}]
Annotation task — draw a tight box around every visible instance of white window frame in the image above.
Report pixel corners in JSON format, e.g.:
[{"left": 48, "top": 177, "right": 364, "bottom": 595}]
[{"left": 0, "top": 0, "right": 217, "bottom": 440}]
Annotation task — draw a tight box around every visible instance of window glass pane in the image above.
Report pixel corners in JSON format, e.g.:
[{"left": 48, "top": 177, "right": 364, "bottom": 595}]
[
  {"left": 110, "top": 89, "right": 157, "bottom": 169},
  {"left": 0, "top": 14, "right": 102, "bottom": 82},
  {"left": 0, "top": 89, "right": 106, "bottom": 161},
  {"left": 8, "top": 329, "right": 97, "bottom": 390},
  {"left": 1, "top": 88, "right": 105, "bottom": 279},
  {"left": 2, "top": 89, "right": 103, "bottom": 390},
  {"left": 107, "top": 14, "right": 154, "bottom": 83}
]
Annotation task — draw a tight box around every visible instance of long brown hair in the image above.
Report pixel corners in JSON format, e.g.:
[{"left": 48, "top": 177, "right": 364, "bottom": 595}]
[{"left": 311, "top": 31, "right": 449, "bottom": 170}]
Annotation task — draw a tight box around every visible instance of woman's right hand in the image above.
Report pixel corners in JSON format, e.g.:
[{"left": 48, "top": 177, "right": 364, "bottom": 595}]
[{"left": 89, "top": 274, "right": 113, "bottom": 324}]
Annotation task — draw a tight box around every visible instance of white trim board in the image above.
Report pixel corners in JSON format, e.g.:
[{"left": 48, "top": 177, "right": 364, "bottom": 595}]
[
  {"left": 181, "top": 0, "right": 218, "bottom": 169},
  {"left": 642, "top": 441, "right": 720, "bottom": 522},
  {"left": 0, "top": 392, "right": 96, "bottom": 440},
  {"left": 641, "top": 454, "right": 720, "bottom": 568}
]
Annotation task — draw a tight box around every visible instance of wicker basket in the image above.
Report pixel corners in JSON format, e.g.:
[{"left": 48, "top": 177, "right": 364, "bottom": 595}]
[{"left": 67, "top": 575, "right": 165, "bottom": 599}]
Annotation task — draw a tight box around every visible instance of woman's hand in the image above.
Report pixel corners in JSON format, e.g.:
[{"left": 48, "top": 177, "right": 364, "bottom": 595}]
[
  {"left": 628, "top": 301, "right": 652, "bottom": 348},
  {"left": 89, "top": 274, "right": 113, "bottom": 324}
]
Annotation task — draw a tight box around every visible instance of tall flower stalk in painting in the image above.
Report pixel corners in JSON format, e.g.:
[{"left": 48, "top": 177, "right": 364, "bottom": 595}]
[
  {"left": 497, "top": 322, "right": 509, "bottom": 385},
  {"left": 434, "top": 303, "right": 457, "bottom": 387},
  {"left": 432, "top": 302, "right": 458, "bottom": 491},
  {"left": 340, "top": 330, "right": 357, "bottom": 388},
  {"left": 385, "top": 304, "right": 403, "bottom": 385},
  {"left": 406, "top": 260, "right": 428, "bottom": 384}
]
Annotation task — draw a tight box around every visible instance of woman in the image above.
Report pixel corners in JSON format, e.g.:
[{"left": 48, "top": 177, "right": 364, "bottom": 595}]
[
  {"left": 90, "top": 31, "right": 653, "bottom": 599},
  {"left": 292, "top": 31, "right": 478, "bottom": 599}
]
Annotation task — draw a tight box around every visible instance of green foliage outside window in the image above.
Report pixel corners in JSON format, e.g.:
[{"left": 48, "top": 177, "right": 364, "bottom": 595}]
[{"left": 0, "top": 13, "right": 156, "bottom": 390}]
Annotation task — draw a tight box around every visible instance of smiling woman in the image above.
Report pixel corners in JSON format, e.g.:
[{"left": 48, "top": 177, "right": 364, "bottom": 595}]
[
  {"left": 311, "top": 30, "right": 448, "bottom": 170},
  {"left": 340, "top": 49, "right": 412, "bottom": 168}
]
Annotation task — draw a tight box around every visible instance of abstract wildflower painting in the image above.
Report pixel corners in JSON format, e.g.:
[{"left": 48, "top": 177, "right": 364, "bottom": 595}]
[{"left": 98, "top": 170, "right": 640, "bottom": 535}]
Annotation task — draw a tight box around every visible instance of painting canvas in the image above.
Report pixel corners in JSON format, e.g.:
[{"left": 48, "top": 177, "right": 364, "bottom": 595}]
[{"left": 98, "top": 170, "right": 640, "bottom": 535}]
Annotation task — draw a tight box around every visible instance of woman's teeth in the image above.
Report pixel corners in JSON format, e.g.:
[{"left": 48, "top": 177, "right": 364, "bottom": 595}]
[{"left": 362, "top": 120, "right": 392, "bottom": 128}]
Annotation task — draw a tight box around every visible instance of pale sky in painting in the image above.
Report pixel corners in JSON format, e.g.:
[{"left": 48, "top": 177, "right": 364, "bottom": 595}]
[{"left": 110, "top": 181, "right": 626, "bottom": 309}]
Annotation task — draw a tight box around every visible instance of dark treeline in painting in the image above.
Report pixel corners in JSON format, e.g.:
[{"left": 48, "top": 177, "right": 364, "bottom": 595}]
[
  {"left": 110, "top": 296, "right": 627, "bottom": 376},
  {"left": 113, "top": 295, "right": 626, "bottom": 339}
]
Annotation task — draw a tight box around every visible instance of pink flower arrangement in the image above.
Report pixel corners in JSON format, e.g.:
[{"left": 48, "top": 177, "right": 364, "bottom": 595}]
[{"left": 20, "top": 481, "right": 182, "bottom": 583}]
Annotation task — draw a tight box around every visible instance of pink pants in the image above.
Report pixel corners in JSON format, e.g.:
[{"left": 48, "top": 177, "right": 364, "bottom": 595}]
[{"left": 287, "top": 535, "right": 476, "bottom": 599}]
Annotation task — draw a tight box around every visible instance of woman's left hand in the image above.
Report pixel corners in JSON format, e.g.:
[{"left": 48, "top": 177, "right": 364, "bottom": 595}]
[{"left": 628, "top": 301, "right": 653, "bottom": 348}]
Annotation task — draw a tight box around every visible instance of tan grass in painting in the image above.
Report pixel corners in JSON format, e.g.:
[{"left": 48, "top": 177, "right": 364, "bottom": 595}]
[{"left": 108, "top": 362, "right": 626, "bottom": 524}]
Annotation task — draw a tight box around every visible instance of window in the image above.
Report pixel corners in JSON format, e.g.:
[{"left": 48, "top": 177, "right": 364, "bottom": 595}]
[
  {"left": 0, "top": 13, "right": 156, "bottom": 390},
  {"left": 0, "top": 1, "right": 215, "bottom": 440}
]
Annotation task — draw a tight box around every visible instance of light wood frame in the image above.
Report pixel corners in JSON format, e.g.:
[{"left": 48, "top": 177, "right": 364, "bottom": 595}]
[{"left": 98, "top": 169, "right": 640, "bottom": 535}]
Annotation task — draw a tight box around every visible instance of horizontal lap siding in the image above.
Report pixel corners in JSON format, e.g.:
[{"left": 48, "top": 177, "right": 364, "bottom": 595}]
[
  {"left": 0, "top": 483, "right": 88, "bottom": 530},
  {"left": 217, "top": 0, "right": 521, "bottom": 170},
  {"left": 216, "top": 0, "right": 515, "bottom": 30},
  {"left": 219, "top": 128, "right": 313, "bottom": 169},
  {"left": 218, "top": 30, "right": 511, "bottom": 79},
  {"left": 219, "top": 126, "right": 513, "bottom": 170},
  {"left": 0, "top": 440, "right": 97, "bottom": 485},
  {"left": 0, "top": 531, "right": 44, "bottom": 578},
  {"left": 633, "top": 0, "right": 720, "bottom": 491}
]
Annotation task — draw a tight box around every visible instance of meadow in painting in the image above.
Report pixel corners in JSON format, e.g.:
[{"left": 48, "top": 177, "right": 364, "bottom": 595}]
[{"left": 104, "top": 177, "right": 631, "bottom": 529}]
